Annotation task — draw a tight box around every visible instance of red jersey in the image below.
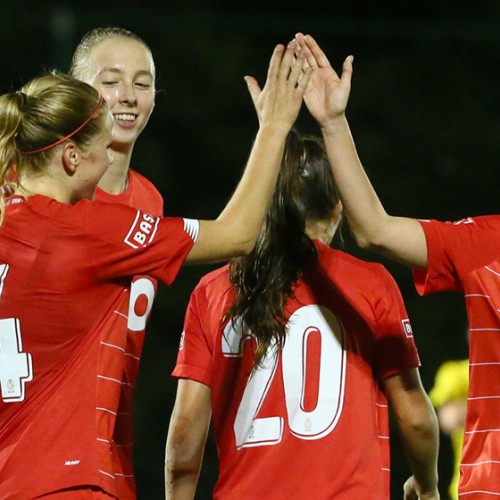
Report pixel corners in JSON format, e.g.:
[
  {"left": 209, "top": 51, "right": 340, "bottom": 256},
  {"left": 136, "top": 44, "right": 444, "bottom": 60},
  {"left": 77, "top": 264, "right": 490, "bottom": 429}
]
[
  {"left": 174, "top": 241, "right": 420, "bottom": 499},
  {"left": 414, "top": 215, "right": 500, "bottom": 498},
  {"left": 0, "top": 194, "right": 197, "bottom": 499},
  {"left": 95, "top": 169, "right": 164, "bottom": 494},
  {"left": 94, "top": 169, "right": 164, "bottom": 214}
]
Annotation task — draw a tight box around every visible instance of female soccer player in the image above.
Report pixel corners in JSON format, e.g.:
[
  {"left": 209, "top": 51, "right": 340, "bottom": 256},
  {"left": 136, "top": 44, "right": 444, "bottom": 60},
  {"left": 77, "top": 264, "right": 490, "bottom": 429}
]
[
  {"left": 0, "top": 39, "right": 309, "bottom": 499},
  {"left": 165, "top": 130, "right": 439, "bottom": 499},
  {"left": 70, "top": 28, "right": 168, "bottom": 489},
  {"left": 70, "top": 27, "right": 161, "bottom": 209},
  {"left": 295, "top": 32, "right": 499, "bottom": 498}
]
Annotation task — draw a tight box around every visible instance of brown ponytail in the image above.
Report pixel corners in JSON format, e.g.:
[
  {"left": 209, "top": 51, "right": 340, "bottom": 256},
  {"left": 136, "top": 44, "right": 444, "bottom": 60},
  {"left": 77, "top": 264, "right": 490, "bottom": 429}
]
[{"left": 226, "top": 129, "right": 341, "bottom": 368}]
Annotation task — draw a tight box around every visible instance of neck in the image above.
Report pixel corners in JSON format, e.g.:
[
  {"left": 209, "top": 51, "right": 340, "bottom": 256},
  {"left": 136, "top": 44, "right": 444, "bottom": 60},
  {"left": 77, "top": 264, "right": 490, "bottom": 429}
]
[
  {"left": 97, "top": 147, "right": 132, "bottom": 194},
  {"left": 16, "top": 175, "right": 72, "bottom": 204},
  {"left": 305, "top": 218, "right": 339, "bottom": 246}
]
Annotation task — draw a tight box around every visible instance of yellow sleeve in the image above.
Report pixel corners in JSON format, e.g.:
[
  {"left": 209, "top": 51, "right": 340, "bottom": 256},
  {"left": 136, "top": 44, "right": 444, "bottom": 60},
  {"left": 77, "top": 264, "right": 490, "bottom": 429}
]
[{"left": 429, "top": 359, "right": 469, "bottom": 408}]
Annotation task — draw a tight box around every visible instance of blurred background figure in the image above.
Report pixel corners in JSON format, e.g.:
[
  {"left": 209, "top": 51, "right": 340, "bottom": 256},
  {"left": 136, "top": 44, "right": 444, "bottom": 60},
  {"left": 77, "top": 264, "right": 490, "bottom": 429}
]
[{"left": 429, "top": 329, "right": 469, "bottom": 500}]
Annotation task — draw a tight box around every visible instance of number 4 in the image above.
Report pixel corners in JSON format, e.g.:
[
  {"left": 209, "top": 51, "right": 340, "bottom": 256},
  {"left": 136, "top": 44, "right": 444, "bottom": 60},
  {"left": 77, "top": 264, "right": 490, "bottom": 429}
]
[{"left": 0, "top": 264, "right": 33, "bottom": 403}]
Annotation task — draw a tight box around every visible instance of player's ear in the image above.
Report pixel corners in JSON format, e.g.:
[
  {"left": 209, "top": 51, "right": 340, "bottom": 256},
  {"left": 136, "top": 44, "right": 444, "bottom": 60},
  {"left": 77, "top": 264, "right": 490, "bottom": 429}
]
[{"left": 61, "top": 142, "right": 79, "bottom": 175}]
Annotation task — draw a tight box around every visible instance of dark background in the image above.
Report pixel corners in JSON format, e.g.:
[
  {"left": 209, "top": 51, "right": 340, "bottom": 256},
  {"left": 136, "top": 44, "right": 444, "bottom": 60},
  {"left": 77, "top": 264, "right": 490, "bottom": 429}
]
[{"left": 2, "top": 1, "right": 498, "bottom": 498}]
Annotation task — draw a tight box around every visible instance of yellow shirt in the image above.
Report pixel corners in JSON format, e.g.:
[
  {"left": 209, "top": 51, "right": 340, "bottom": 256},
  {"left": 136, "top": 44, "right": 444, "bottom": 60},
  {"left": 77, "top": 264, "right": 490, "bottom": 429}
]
[{"left": 429, "top": 359, "right": 469, "bottom": 500}]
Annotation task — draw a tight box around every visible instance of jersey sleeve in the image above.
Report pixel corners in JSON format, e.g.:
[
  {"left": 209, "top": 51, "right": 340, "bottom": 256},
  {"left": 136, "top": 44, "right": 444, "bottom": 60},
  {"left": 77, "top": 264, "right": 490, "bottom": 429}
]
[
  {"left": 372, "top": 266, "right": 421, "bottom": 380},
  {"left": 172, "top": 282, "right": 214, "bottom": 386},
  {"left": 413, "top": 216, "right": 500, "bottom": 295},
  {"left": 76, "top": 199, "right": 197, "bottom": 286}
]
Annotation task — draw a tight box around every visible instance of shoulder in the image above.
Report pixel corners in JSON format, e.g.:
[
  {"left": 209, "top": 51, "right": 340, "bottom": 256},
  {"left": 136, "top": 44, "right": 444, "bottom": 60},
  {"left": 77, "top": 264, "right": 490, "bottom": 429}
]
[
  {"left": 26, "top": 195, "right": 114, "bottom": 221},
  {"left": 418, "top": 214, "right": 500, "bottom": 234},
  {"left": 44, "top": 197, "right": 151, "bottom": 238},
  {"left": 188, "top": 264, "right": 233, "bottom": 318},
  {"left": 418, "top": 215, "right": 500, "bottom": 267},
  {"left": 95, "top": 170, "right": 163, "bottom": 215},
  {"left": 128, "top": 169, "right": 164, "bottom": 209},
  {"left": 469, "top": 214, "right": 500, "bottom": 231},
  {"left": 317, "top": 241, "right": 395, "bottom": 287},
  {"left": 128, "top": 169, "right": 161, "bottom": 194},
  {"left": 195, "top": 264, "right": 231, "bottom": 294}
]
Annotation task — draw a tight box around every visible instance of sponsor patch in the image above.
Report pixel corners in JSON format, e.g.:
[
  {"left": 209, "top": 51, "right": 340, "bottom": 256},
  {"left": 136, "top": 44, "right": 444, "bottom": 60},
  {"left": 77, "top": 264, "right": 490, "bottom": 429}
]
[
  {"left": 401, "top": 319, "right": 413, "bottom": 338},
  {"left": 124, "top": 211, "right": 160, "bottom": 249}
]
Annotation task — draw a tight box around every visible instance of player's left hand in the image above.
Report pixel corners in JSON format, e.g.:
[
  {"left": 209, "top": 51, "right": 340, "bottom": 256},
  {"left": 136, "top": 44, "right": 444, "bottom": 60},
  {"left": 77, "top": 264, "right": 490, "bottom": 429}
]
[
  {"left": 403, "top": 475, "right": 440, "bottom": 500},
  {"left": 293, "top": 32, "right": 353, "bottom": 130}
]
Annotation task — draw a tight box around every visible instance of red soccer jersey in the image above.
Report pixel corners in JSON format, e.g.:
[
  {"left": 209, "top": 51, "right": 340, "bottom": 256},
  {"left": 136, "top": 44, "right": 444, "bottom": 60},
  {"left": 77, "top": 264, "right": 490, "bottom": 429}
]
[
  {"left": 0, "top": 194, "right": 197, "bottom": 499},
  {"left": 94, "top": 169, "right": 164, "bottom": 215},
  {"left": 95, "top": 169, "right": 164, "bottom": 493},
  {"left": 173, "top": 241, "right": 420, "bottom": 499},
  {"left": 414, "top": 215, "right": 500, "bottom": 498}
]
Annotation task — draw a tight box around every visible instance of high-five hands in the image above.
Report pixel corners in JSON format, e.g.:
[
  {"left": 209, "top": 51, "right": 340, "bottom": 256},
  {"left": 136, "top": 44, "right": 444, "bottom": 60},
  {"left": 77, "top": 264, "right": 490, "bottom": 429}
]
[
  {"left": 245, "top": 40, "right": 311, "bottom": 129},
  {"left": 294, "top": 33, "right": 354, "bottom": 131}
]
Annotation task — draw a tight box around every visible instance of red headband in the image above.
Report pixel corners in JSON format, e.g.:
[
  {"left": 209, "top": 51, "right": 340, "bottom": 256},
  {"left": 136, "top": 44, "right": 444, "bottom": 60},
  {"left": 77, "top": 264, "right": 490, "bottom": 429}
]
[{"left": 20, "top": 95, "right": 105, "bottom": 155}]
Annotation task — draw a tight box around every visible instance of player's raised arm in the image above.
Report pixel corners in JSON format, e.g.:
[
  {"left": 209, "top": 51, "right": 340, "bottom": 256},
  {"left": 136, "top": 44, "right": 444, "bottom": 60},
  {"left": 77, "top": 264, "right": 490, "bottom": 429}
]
[
  {"left": 186, "top": 42, "right": 311, "bottom": 263},
  {"left": 295, "top": 33, "right": 427, "bottom": 268}
]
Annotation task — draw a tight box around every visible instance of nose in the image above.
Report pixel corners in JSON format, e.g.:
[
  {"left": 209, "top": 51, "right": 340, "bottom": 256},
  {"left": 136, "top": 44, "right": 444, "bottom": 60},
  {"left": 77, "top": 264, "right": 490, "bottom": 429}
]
[{"left": 119, "top": 82, "right": 137, "bottom": 105}]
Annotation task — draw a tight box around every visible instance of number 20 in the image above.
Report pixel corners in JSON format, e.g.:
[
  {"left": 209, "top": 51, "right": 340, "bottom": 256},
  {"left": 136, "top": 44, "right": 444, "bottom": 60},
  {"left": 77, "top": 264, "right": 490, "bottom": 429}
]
[{"left": 222, "top": 304, "right": 346, "bottom": 449}]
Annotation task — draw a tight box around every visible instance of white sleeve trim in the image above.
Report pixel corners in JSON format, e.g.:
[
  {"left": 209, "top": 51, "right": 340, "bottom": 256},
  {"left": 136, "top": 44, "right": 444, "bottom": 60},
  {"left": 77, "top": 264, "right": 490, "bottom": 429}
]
[{"left": 183, "top": 218, "right": 200, "bottom": 242}]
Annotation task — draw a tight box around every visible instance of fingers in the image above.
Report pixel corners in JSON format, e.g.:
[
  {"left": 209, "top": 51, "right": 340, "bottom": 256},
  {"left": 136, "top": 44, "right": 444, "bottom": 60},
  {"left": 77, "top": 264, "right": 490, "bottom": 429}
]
[
  {"left": 301, "top": 33, "right": 332, "bottom": 70},
  {"left": 295, "top": 65, "right": 313, "bottom": 94},
  {"left": 278, "top": 40, "right": 299, "bottom": 83},
  {"left": 266, "top": 44, "right": 286, "bottom": 84},
  {"left": 244, "top": 76, "right": 261, "bottom": 107},
  {"left": 341, "top": 55, "right": 354, "bottom": 87},
  {"left": 403, "top": 477, "right": 418, "bottom": 500},
  {"left": 266, "top": 41, "right": 304, "bottom": 90},
  {"left": 287, "top": 46, "right": 307, "bottom": 89},
  {"left": 294, "top": 32, "right": 317, "bottom": 71}
]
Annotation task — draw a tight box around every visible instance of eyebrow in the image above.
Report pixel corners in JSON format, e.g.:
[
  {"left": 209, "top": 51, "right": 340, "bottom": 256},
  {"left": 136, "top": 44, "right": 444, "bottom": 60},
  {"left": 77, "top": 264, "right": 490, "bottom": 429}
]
[{"left": 97, "top": 68, "right": 154, "bottom": 78}]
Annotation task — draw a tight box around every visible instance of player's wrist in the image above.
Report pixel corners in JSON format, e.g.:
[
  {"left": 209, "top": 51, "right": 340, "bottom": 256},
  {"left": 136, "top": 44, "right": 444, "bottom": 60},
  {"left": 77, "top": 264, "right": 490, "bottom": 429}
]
[{"left": 319, "top": 114, "right": 348, "bottom": 136}]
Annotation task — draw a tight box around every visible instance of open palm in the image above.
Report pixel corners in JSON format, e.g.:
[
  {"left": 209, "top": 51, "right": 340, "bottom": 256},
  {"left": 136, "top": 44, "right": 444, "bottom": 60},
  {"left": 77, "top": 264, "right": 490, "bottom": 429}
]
[{"left": 295, "top": 33, "right": 353, "bottom": 127}]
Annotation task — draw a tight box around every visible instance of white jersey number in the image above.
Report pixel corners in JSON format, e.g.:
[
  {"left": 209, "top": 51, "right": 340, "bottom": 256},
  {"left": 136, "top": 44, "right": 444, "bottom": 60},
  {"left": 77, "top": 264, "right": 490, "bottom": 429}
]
[
  {"left": 127, "top": 277, "right": 155, "bottom": 331},
  {"left": 222, "top": 304, "right": 346, "bottom": 449},
  {"left": 0, "top": 265, "right": 33, "bottom": 403}
]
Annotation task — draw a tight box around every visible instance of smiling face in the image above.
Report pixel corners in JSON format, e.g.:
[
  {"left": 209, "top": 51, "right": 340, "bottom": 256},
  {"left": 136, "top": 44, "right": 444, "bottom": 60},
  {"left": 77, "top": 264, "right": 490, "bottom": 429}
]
[{"left": 84, "top": 37, "right": 156, "bottom": 152}]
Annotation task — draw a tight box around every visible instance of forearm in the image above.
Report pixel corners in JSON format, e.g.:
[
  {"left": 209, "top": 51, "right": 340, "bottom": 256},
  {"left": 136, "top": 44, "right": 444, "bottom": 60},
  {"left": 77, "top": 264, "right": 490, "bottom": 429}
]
[
  {"left": 165, "top": 379, "right": 211, "bottom": 499},
  {"left": 165, "top": 428, "right": 206, "bottom": 500},
  {"left": 165, "top": 459, "right": 202, "bottom": 500},
  {"left": 216, "top": 124, "right": 287, "bottom": 249},
  {"left": 386, "top": 370, "right": 439, "bottom": 495},
  {"left": 186, "top": 41, "right": 309, "bottom": 264},
  {"left": 186, "top": 124, "right": 288, "bottom": 263},
  {"left": 320, "top": 115, "right": 428, "bottom": 267},
  {"left": 398, "top": 398, "right": 440, "bottom": 493},
  {"left": 320, "top": 115, "right": 390, "bottom": 248}
]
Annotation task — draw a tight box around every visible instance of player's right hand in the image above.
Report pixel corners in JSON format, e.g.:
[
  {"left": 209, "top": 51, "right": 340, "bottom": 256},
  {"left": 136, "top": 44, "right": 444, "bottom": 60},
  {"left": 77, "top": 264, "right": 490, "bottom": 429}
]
[{"left": 244, "top": 40, "right": 311, "bottom": 132}]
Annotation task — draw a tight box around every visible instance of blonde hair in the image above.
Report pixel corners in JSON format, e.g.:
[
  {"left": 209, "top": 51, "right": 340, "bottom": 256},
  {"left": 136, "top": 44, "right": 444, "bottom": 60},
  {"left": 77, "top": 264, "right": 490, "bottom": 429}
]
[
  {"left": 0, "top": 71, "right": 107, "bottom": 222},
  {"left": 70, "top": 26, "right": 155, "bottom": 82}
]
